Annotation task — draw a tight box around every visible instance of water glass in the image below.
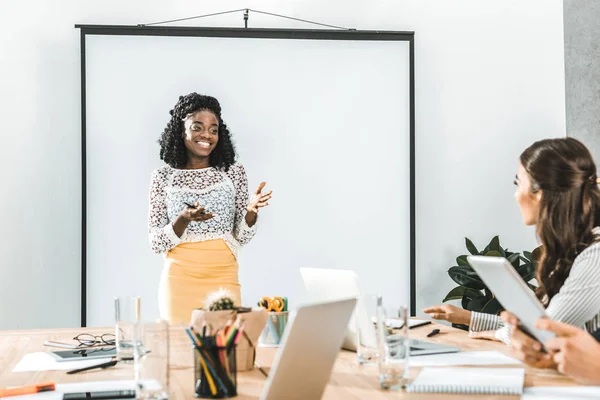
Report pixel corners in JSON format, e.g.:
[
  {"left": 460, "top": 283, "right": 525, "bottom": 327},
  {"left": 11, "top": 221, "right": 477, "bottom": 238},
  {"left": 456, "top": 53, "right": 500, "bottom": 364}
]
[
  {"left": 355, "top": 294, "right": 380, "bottom": 365},
  {"left": 376, "top": 304, "right": 410, "bottom": 390},
  {"left": 115, "top": 296, "right": 140, "bottom": 362},
  {"left": 135, "top": 320, "right": 169, "bottom": 399}
]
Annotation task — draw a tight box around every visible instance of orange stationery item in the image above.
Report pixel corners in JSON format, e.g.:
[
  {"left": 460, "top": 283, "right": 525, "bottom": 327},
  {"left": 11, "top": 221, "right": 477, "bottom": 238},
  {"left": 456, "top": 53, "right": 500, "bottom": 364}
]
[{"left": 0, "top": 382, "right": 55, "bottom": 398}]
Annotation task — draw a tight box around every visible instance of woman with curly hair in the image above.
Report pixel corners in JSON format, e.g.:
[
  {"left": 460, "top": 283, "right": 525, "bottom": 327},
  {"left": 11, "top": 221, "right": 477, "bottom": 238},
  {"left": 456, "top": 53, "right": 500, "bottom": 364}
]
[{"left": 148, "top": 92, "right": 272, "bottom": 324}]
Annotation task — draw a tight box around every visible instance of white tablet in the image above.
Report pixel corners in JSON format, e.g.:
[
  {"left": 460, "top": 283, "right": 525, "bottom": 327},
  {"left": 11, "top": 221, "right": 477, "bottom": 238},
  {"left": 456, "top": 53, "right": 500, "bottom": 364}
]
[
  {"left": 48, "top": 346, "right": 116, "bottom": 362},
  {"left": 467, "top": 255, "right": 555, "bottom": 346}
]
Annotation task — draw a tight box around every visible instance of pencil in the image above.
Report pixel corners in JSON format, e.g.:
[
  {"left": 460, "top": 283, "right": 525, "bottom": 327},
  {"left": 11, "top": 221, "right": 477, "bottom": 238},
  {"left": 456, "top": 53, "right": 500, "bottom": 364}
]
[{"left": 0, "top": 382, "right": 55, "bottom": 398}]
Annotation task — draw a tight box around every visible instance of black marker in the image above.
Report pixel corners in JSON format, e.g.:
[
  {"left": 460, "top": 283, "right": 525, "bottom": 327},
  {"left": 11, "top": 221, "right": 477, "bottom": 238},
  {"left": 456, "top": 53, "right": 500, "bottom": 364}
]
[
  {"left": 427, "top": 328, "right": 441, "bottom": 338},
  {"left": 184, "top": 202, "right": 207, "bottom": 215}
]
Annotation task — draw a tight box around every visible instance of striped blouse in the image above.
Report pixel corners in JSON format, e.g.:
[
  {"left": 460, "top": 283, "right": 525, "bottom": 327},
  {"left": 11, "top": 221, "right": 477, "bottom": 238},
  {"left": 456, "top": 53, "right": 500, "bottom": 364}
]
[{"left": 470, "top": 227, "right": 600, "bottom": 343}]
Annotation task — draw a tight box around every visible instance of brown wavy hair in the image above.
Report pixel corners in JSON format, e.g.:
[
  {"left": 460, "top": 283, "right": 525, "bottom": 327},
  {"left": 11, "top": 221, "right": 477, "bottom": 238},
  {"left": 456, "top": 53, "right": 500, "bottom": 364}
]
[{"left": 520, "top": 138, "right": 600, "bottom": 305}]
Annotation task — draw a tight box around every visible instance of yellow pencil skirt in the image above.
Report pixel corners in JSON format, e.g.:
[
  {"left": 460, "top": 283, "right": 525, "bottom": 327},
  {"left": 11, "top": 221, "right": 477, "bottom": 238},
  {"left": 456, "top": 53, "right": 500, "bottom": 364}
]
[{"left": 158, "top": 239, "right": 241, "bottom": 325}]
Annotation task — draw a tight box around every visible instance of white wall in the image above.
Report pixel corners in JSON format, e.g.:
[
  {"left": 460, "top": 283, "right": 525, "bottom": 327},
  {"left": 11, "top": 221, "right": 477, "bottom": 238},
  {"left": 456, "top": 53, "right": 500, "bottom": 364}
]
[{"left": 0, "top": 0, "right": 565, "bottom": 329}]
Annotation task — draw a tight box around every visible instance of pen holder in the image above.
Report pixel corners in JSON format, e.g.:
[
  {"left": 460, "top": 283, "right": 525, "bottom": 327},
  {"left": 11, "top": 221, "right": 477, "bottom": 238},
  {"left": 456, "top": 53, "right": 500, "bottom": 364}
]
[
  {"left": 194, "top": 345, "right": 237, "bottom": 398},
  {"left": 258, "top": 312, "right": 289, "bottom": 346}
]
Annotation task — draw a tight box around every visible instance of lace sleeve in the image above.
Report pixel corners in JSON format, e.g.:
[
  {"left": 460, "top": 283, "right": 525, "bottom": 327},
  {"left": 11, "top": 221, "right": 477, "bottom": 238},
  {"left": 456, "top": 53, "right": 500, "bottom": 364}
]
[
  {"left": 227, "top": 163, "right": 257, "bottom": 246},
  {"left": 148, "top": 167, "right": 182, "bottom": 254}
]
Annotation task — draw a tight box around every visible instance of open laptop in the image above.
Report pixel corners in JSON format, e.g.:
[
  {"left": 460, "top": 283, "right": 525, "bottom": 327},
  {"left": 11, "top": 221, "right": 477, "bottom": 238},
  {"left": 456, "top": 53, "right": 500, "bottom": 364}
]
[
  {"left": 300, "top": 267, "right": 460, "bottom": 356},
  {"left": 260, "top": 297, "right": 357, "bottom": 400}
]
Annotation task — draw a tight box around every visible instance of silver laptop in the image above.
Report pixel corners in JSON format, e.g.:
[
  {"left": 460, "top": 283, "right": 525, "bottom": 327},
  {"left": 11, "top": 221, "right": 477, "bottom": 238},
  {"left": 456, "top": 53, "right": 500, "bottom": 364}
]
[
  {"left": 260, "top": 298, "right": 357, "bottom": 400},
  {"left": 300, "top": 267, "right": 460, "bottom": 356}
]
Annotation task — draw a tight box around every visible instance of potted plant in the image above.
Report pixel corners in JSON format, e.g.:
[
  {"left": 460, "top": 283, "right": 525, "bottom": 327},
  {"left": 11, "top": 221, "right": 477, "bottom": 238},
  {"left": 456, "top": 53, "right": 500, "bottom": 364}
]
[{"left": 442, "top": 236, "right": 541, "bottom": 330}]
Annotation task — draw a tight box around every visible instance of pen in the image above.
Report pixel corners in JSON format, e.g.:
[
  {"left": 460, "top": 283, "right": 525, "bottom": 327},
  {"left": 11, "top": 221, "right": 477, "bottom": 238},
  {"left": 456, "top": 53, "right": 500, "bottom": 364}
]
[
  {"left": 184, "top": 202, "right": 207, "bottom": 214},
  {"left": 0, "top": 382, "right": 55, "bottom": 398},
  {"left": 427, "top": 328, "right": 441, "bottom": 338},
  {"left": 67, "top": 359, "right": 118, "bottom": 375}
]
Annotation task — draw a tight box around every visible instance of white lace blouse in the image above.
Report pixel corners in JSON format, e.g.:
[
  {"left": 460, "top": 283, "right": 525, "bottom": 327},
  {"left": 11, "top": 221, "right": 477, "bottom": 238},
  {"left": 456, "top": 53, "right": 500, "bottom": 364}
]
[{"left": 148, "top": 163, "right": 257, "bottom": 257}]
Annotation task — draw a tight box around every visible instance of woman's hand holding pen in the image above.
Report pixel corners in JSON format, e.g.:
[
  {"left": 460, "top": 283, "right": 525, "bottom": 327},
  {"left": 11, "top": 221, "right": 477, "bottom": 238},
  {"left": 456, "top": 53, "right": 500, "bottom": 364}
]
[
  {"left": 182, "top": 202, "right": 214, "bottom": 222},
  {"left": 173, "top": 202, "right": 213, "bottom": 238}
]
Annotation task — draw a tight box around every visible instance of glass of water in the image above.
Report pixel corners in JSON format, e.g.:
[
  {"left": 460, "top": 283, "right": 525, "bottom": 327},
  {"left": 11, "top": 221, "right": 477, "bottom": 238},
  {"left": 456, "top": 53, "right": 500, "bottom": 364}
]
[
  {"left": 376, "top": 303, "right": 410, "bottom": 390},
  {"left": 355, "top": 294, "right": 380, "bottom": 365},
  {"left": 135, "top": 320, "right": 169, "bottom": 399},
  {"left": 115, "top": 296, "right": 140, "bottom": 362}
]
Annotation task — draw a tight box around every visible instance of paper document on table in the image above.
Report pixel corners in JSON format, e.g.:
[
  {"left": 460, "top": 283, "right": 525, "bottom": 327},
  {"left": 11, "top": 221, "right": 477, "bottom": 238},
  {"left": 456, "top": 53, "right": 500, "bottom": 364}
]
[
  {"left": 522, "top": 386, "right": 600, "bottom": 399},
  {"left": 409, "top": 350, "right": 521, "bottom": 367},
  {"left": 12, "top": 352, "right": 112, "bottom": 372}
]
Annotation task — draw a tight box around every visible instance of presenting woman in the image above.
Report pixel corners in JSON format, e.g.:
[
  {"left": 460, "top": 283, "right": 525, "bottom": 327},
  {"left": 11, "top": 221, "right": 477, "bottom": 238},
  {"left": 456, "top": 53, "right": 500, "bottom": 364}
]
[{"left": 148, "top": 93, "right": 272, "bottom": 324}]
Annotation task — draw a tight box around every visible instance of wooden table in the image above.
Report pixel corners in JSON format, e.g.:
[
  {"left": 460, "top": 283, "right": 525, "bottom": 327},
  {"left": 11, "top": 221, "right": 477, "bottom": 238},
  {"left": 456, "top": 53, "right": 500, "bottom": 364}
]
[{"left": 0, "top": 322, "right": 579, "bottom": 399}]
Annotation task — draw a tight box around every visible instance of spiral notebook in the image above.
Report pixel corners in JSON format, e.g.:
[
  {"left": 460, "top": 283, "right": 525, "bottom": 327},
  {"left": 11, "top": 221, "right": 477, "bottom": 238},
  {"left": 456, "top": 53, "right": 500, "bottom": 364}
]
[{"left": 407, "top": 367, "right": 525, "bottom": 395}]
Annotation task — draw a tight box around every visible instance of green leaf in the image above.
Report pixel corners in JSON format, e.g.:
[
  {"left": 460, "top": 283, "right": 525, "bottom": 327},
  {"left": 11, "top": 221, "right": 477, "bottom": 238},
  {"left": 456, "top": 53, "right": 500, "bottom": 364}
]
[
  {"left": 488, "top": 236, "right": 501, "bottom": 252},
  {"left": 461, "top": 288, "right": 485, "bottom": 310},
  {"left": 443, "top": 286, "right": 467, "bottom": 302},
  {"left": 498, "top": 247, "right": 506, "bottom": 257},
  {"left": 480, "top": 297, "right": 504, "bottom": 315},
  {"left": 461, "top": 295, "right": 470, "bottom": 309},
  {"left": 507, "top": 252, "right": 520, "bottom": 267},
  {"left": 466, "top": 296, "right": 488, "bottom": 312},
  {"left": 463, "top": 288, "right": 485, "bottom": 300},
  {"left": 465, "top": 238, "right": 479, "bottom": 255},
  {"left": 456, "top": 255, "right": 470, "bottom": 266},
  {"left": 517, "top": 262, "right": 535, "bottom": 282},
  {"left": 448, "top": 266, "right": 486, "bottom": 290},
  {"left": 523, "top": 251, "right": 532, "bottom": 261},
  {"left": 484, "top": 250, "right": 502, "bottom": 257}
]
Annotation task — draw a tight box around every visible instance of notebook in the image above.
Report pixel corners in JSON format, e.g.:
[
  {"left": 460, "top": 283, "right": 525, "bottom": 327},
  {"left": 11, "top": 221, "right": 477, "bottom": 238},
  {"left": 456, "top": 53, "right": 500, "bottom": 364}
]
[{"left": 407, "top": 367, "right": 525, "bottom": 395}]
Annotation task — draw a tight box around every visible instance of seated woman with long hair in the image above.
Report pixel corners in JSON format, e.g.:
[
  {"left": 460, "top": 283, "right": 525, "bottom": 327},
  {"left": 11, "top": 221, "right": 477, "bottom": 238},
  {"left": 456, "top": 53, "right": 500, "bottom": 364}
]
[{"left": 424, "top": 138, "right": 600, "bottom": 343}]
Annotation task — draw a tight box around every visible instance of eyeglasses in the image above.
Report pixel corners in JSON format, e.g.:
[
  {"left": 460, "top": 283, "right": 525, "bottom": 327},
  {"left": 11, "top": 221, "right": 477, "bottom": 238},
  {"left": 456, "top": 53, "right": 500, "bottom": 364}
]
[{"left": 73, "top": 333, "right": 116, "bottom": 347}]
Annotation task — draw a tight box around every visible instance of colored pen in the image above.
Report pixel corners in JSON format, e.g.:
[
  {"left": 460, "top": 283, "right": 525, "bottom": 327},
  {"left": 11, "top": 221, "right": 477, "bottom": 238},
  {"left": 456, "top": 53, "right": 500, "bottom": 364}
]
[
  {"left": 0, "top": 382, "right": 55, "bottom": 398},
  {"left": 427, "top": 328, "right": 441, "bottom": 338}
]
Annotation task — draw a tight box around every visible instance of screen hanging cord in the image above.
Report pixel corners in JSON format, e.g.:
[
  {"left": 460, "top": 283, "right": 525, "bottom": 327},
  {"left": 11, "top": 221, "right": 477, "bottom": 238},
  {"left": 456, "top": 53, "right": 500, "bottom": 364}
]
[
  {"left": 140, "top": 9, "right": 247, "bottom": 26},
  {"left": 140, "top": 8, "right": 354, "bottom": 31}
]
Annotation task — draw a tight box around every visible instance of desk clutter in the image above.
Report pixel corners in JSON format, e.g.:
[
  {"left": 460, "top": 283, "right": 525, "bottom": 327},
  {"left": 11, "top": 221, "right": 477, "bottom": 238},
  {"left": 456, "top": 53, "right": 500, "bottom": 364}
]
[{"left": 257, "top": 296, "right": 289, "bottom": 346}]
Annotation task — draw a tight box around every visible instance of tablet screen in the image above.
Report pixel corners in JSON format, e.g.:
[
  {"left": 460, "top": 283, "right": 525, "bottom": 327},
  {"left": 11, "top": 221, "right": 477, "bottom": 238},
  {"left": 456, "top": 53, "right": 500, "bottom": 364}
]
[{"left": 51, "top": 346, "right": 116, "bottom": 361}]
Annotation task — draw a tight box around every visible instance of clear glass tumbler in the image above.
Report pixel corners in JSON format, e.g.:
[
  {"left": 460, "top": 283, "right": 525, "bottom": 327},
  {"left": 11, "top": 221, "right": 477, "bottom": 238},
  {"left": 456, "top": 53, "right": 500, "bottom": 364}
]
[
  {"left": 135, "top": 320, "right": 169, "bottom": 399},
  {"left": 115, "top": 296, "right": 141, "bottom": 362},
  {"left": 355, "top": 294, "right": 380, "bottom": 365},
  {"left": 376, "top": 303, "right": 411, "bottom": 390}
]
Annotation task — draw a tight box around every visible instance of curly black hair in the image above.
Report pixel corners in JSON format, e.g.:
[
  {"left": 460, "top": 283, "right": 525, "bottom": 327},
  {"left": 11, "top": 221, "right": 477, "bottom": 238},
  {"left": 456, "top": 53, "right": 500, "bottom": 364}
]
[{"left": 159, "top": 93, "right": 237, "bottom": 170}]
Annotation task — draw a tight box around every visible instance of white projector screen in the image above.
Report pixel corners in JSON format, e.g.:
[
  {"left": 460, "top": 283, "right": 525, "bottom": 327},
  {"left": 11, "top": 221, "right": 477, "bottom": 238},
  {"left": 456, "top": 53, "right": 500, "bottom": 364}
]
[{"left": 80, "top": 26, "right": 414, "bottom": 327}]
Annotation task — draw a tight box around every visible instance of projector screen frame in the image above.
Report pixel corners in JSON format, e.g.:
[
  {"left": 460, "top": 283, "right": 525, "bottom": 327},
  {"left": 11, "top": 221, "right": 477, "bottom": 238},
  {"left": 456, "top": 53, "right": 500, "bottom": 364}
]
[{"left": 76, "top": 24, "right": 415, "bottom": 326}]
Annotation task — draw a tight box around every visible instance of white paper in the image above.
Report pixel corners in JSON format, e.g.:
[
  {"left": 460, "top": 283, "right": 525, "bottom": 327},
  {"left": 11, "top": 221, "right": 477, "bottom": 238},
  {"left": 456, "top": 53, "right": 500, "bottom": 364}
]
[
  {"left": 12, "top": 352, "right": 113, "bottom": 372},
  {"left": 409, "top": 350, "right": 522, "bottom": 367},
  {"left": 522, "top": 386, "right": 600, "bottom": 399}
]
